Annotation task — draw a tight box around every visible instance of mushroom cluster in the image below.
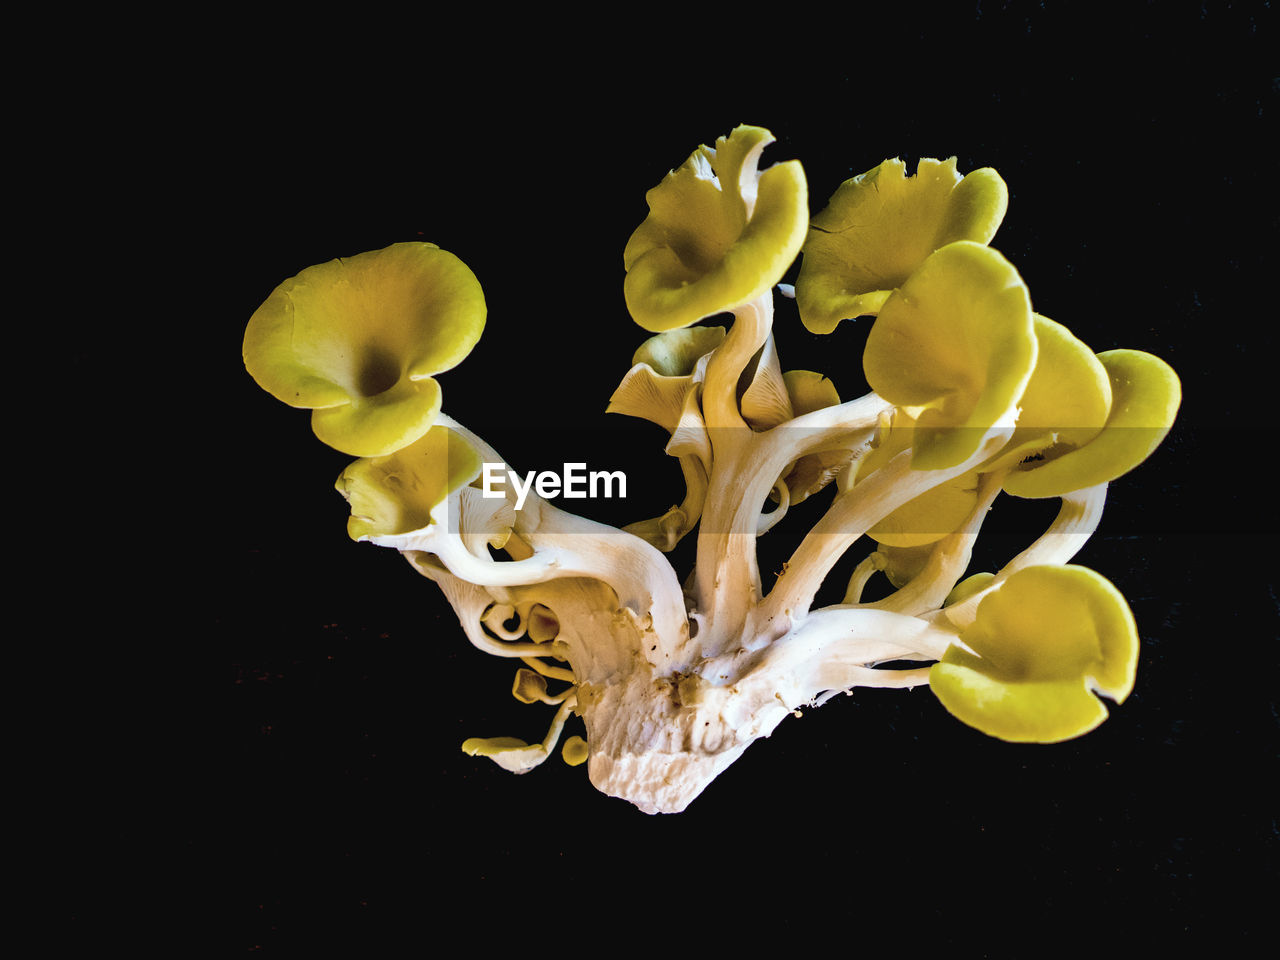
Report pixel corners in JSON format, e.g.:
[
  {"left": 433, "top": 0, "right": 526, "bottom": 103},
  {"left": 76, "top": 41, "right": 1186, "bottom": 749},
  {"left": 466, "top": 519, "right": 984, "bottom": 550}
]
[{"left": 244, "top": 125, "right": 1179, "bottom": 813}]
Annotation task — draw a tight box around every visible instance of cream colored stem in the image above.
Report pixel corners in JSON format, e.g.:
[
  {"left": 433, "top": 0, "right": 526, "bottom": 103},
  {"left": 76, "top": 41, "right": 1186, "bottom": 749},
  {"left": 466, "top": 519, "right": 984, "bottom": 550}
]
[
  {"left": 757, "top": 391, "right": 891, "bottom": 468},
  {"left": 788, "top": 605, "right": 958, "bottom": 663},
  {"left": 692, "top": 431, "right": 765, "bottom": 651},
  {"left": 690, "top": 295, "right": 776, "bottom": 646},
  {"left": 738, "top": 606, "right": 958, "bottom": 710},
  {"left": 423, "top": 530, "right": 566, "bottom": 586},
  {"left": 762, "top": 426, "right": 1013, "bottom": 625},
  {"left": 520, "top": 656, "right": 576, "bottom": 683},
  {"left": 842, "top": 553, "right": 884, "bottom": 604},
  {"left": 702, "top": 295, "right": 772, "bottom": 432},
  {"left": 540, "top": 696, "right": 579, "bottom": 752},
  {"left": 834, "top": 666, "right": 933, "bottom": 689},
  {"left": 431, "top": 413, "right": 689, "bottom": 663},
  {"left": 757, "top": 479, "right": 790, "bottom": 535},
  {"left": 691, "top": 369, "right": 887, "bottom": 652},
  {"left": 933, "top": 482, "right": 1108, "bottom": 631},
  {"left": 866, "top": 471, "right": 1005, "bottom": 617}
]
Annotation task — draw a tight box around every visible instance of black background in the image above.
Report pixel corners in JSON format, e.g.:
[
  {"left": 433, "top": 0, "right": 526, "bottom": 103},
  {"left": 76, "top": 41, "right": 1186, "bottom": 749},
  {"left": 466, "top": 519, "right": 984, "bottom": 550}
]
[{"left": 208, "top": 6, "right": 1273, "bottom": 952}]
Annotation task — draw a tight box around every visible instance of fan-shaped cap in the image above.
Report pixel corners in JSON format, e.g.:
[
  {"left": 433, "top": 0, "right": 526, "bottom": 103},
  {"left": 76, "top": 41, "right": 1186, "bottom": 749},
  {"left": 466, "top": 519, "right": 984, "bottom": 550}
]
[
  {"left": 797, "top": 157, "right": 1007, "bottom": 334},
  {"left": 244, "top": 242, "right": 486, "bottom": 456},
  {"left": 864, "top": 241, "right": 1036, "bottom": 470},
  {"left": 623, "top": 125, "right": 808, "bottom": 332},
  {"left": 336, "top": 425, "right": 482, "bottom": 541},
  {"left": 930, "top": 565, "right": 1140, "bottom": 742}
]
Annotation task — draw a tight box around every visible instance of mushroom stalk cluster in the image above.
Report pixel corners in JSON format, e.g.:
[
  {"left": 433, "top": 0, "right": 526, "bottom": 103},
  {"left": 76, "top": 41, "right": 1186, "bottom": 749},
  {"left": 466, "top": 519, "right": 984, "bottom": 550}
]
[{"left": 244, "top": 125, "right": 1180, "bottom": 814}]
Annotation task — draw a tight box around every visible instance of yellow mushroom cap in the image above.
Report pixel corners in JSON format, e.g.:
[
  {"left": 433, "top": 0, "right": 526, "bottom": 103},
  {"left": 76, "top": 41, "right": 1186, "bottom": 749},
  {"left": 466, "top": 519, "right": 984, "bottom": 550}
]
[
  {"left": 929, "top": 564, "right": 1140, "bottom": 742},
  {"left": 336, "top": 425, "right": 482, "bottom": 541},
  {"left": 512, "top": 668, "right": 550, "bottom": 705},
  {"left": 974, "top": 312, "right": 1113, "bottom": 485},
  {"left": 631, "top": 326, "right": 727, "bottom": 377},
  {"left": 606, "top": 327, "right": 726, "bottom": 434},
  {"left": 243, "top": 242, "right": 486, "bottom": 457},
  {"left": 561, "top": 736, "right": 589, "bottom": 767},
  {"left": 1002, "top": 348, "right": 1181, "bottom": 499},
  {"left": 623, "top": 125, "right": 808, "bottom": 332},
  {"left": 863, "top": 241, "right": 1037, "bottom": 471},
  {"left": 1013, "top": 315, "right": 1113, "bottom": 449},
  {"left": 796, "top": 157, "right": 1008, "bottom": 334}
]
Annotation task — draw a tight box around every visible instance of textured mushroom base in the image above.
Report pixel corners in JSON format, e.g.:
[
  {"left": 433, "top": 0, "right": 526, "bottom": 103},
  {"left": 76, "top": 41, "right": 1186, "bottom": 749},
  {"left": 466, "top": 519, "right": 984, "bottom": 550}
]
[{"left": 244, "top": 125, "right": 1180, "bottom": 813}]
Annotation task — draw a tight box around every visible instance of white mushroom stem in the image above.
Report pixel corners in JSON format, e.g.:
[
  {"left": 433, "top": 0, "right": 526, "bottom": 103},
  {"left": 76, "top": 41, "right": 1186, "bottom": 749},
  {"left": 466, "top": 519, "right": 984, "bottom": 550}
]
[
  {"left": 757, "top": 391, "right": 892, "bottom": 468},
  {"left": 691, "top": 607, "right": 958, "bottom": 723},
  {"left": 761, "top": 422, "right": 1015, "bottom": 627},
  {"left": 689, "top": 391, "right": 886, "bottom": 655},
  {"left": 832, "top": 665, "right": 934, "bottom": 689},
  {"left": 843, "top": 552, "right": 885, "bottom": 604},
  {"left": 933, "top": 482, "right": 1108, "bottom": 631},
  {"left": 427, "top": 414, "right": 690, "bottom": 665},
  {"left": 520, "top": 656, "right": 575, "bottom": 683},
  {"left": 783, "top": 605, "right": 959, "bottom": 664},
  {"left": 757, "top": 479, "right": 790, "bottom": 535},
  {"left": 865, "top": 471, "right": 1006, "bottom": 617},
  {"left": 702, "top": 294, "right": 772, "bottom": 432}
]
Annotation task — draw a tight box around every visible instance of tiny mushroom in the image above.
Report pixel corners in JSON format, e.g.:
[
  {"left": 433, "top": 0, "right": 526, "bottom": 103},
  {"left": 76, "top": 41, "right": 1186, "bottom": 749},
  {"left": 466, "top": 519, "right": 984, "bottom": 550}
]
[
  {"left": 336, "top": 425, "right": 482, "bottom": 542},
  {"left": 606, "top": 326, "right": 727, "bottom": 433},
  {"left": 243, "top": 242, "right": 486, "bottom": 457},
  {"left": 561, "top": 736, "right": 590, "bottom": 767}
]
